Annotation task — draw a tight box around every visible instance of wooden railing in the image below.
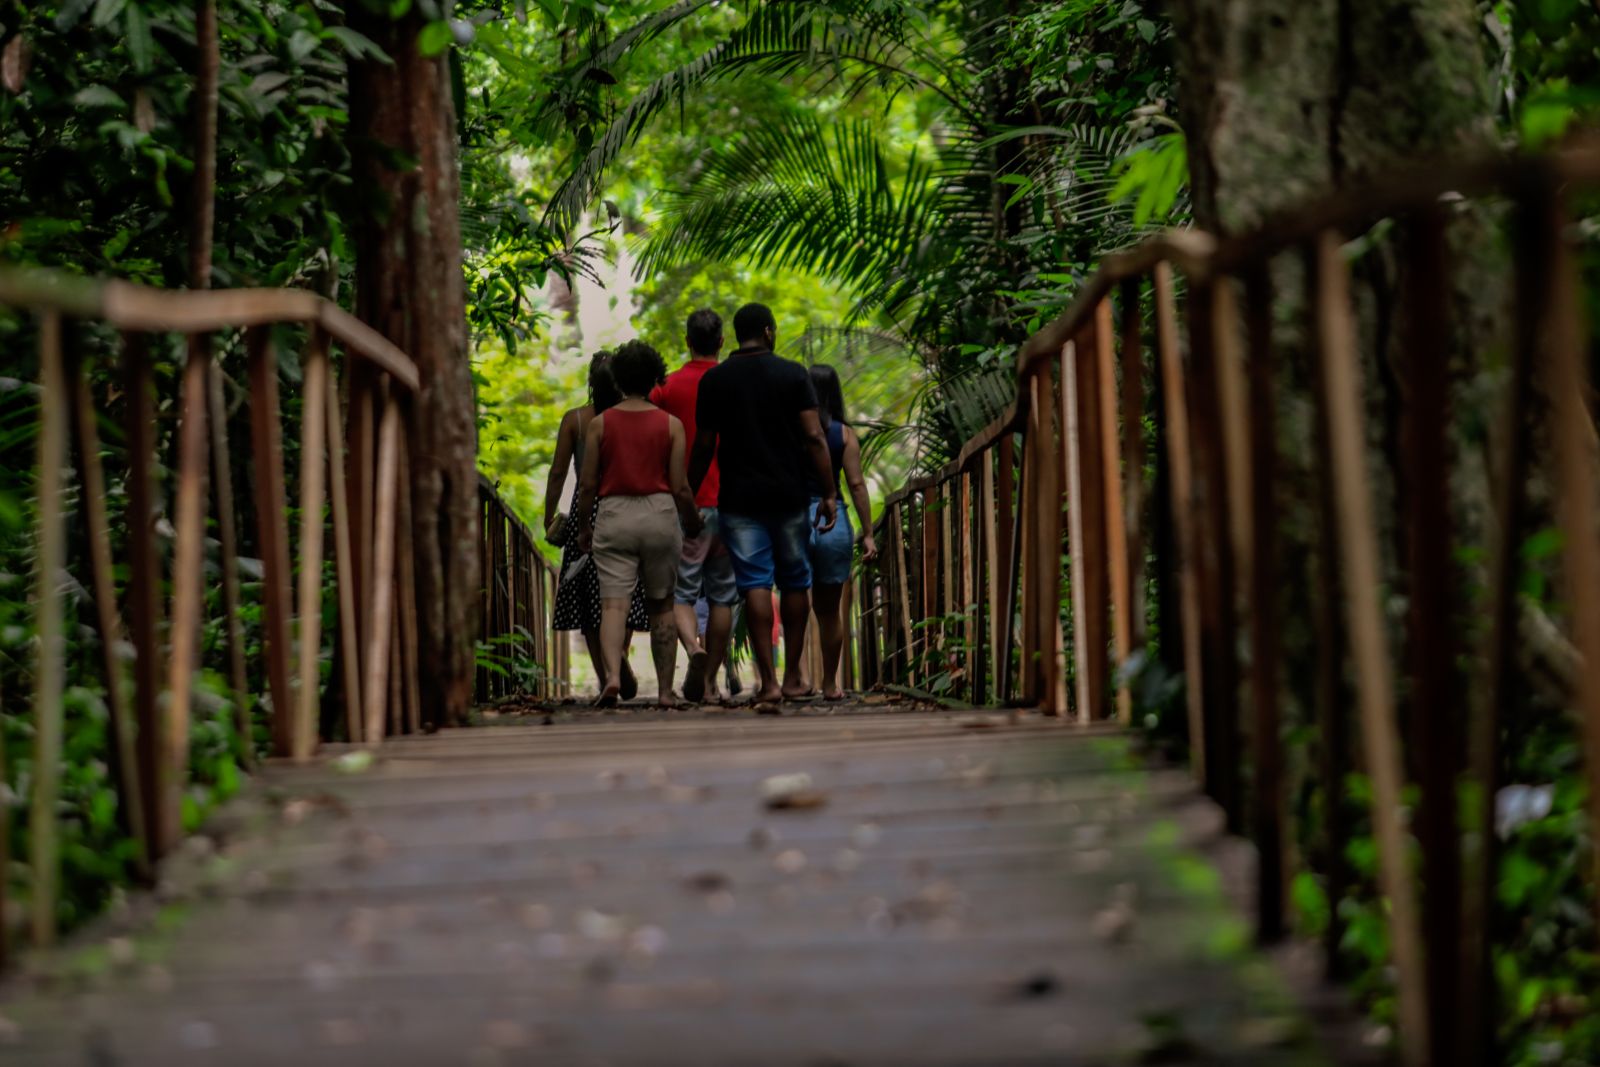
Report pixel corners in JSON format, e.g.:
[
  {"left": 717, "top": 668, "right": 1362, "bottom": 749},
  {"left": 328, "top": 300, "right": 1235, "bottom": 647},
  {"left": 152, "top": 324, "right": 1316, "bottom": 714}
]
[
  {"left": 0, "top": 267, "right": 556, "bottom": 958},
  {"left": 478, "top": 476, "right": 568, "bottom": 703},
  {"left": 865, "top": 141, "right": 1600, "bottom": 1067}
]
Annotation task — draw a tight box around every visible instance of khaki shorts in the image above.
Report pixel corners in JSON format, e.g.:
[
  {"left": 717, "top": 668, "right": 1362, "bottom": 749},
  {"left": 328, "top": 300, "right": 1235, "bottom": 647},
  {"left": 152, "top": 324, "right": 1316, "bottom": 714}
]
[{"left": 593, "top": 493, "right": 683, "bottom": 600}]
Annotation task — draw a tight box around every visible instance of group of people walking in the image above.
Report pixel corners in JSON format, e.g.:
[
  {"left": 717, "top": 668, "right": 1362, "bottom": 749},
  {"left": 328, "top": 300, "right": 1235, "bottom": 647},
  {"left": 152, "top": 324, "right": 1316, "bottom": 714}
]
[{"left": 542, "top": 303, "right": 876, "bottom": 707}]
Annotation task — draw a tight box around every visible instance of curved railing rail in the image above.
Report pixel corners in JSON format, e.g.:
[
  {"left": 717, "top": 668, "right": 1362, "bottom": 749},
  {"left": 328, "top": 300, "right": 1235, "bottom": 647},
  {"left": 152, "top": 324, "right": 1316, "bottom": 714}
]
[
  {"left": 478, "top": 476, "right": 568, "bottom": 704},
  {"left": 866, "top": 138, "right": 1600, "bottom": 1067},
  {"left": 0, "top": 267, "right": 554, "bottom": 959}
]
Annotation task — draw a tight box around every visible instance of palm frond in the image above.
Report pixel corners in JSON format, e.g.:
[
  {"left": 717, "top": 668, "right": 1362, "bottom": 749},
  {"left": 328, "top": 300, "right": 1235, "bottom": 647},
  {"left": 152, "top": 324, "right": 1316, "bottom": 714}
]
[
  {"left": 634, "top": 114, "right": 940, "bottom": 302},
  {"left": 544, "top": 0, "right": 972, "bottom": 233}
]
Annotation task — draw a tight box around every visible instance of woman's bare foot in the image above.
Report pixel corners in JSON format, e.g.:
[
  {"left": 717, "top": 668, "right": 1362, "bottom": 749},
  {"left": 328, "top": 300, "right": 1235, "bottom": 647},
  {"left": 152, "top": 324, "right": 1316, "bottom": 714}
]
[
  {"left": 752, "top": 685, "right": 783, "bottom": 704},
  {"left": 822, "top": 688, "right": 847, "bottom": 702},
  {"left": 657, "top": 691, "right": 682, "bottom": 708},
  {"left": 781, "top": 683, "right": 818, "bottom": 701}
]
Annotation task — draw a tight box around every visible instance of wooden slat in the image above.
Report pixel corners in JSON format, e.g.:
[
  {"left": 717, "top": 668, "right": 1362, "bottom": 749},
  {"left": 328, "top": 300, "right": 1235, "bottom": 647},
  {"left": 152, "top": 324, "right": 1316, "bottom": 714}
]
[
  {"left": 294, "top": 330, "right": 331, "bottom": 762},
  {"left": 998, "top": 440, "right": 1025, "bottom": 706},
  {"left": 1540, "top": 186, "right": 1600, "bottom": 925},
  {"left": 960, "top": 472, "right": 975, "bottom": 700},
  {"left": 397, "top": 432, "right": 422, "bottom": 733},
  {"left": 980, "top": 453, "right": 1000, "bottom": 706},
  {"left": 1398, "top": 209, "right": 1462, "bottom": 1056},
  {"left": 1118, "top": 278, "right": 1147, "bottom": 654},
  {"left": 163, "top": 334, "right": 211, "bottom": 841},
  {"left": 1018, "top": 404, "right": 1040, "bottom": 708},
  {"left": 1186, "top": 279, "right": 1242, "bottom": 826},
  {"left": 29, "top": 311, "right": 67, "bottom": 947},
  {"left": 362, "top": 391, "right": 402, "bottom": 743},
  {"left": 248, "top": 328, "right": 295, "bottom": 758},
  {"left": 326, "top": 370, "right": 364, "bottom": 742},
  {"left": 1242, "top": 264, "right": 1285, "bottom": 943},
  {"left": 1072, "top": 322, "right": 1110, "bottom": 723},
  {"left": 123, "top": 334, "right": 169, "bottom": 859},
  {"left": 204, "top": 362, "right": 252, "bottom": 766},
  {"left": 1305, "top": 247, "right": 1351, "bottom": 981},
  {"left": 1313, "top": 229, "right": 1429, "bottom": 1067},
  {"left": 1153, "top": 264, "right": 1206, "bottom": 786},
  {"left": 1038, "top": 367, "right": 1067, "bottom": 716},
  {"left": 1063, "top": 341, "right": 1091, "bottom": 722},
  {"left": 1460, "top": 180, "right": 1547, "bottom": 1065},
  {"left": 69, "top": 346, "right": 148, "bottom": 873},
  {"left": 1096, "top": 300, "right": 1132, "bottom": 724},
  {"left": 349, "top": 365, "right": 376, "bottom": 734}
]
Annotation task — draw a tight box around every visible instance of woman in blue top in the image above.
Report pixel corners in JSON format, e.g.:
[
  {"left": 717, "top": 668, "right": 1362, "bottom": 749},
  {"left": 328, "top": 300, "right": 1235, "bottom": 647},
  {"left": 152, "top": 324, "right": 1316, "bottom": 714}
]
[{"left": 806, "top": 365, "right": 878, "bottom": 699}]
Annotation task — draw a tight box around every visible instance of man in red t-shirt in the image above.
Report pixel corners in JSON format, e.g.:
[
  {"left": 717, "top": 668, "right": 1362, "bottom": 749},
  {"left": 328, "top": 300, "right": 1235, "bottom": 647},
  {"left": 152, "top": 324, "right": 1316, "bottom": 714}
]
[{"left": 650, "top": 308, "right": 738, "bottom": 703}]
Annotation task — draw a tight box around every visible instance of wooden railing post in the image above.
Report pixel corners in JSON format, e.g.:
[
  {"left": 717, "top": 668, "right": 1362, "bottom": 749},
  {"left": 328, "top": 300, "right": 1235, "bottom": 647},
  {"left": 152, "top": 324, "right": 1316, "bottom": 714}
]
[
  {"left": 206, "top": 361, "right": 251, "bottom": 765},
  {"left": 294, "top": 329, "right": 331, "bottom": 762},
  {"left": 247, "top": 327, "right": 295, "bottom": 758},
  {"left": 29, "top": 311, "right": 67, "bottom": 947},
  {"left": 327, "top": 370, "right": 364, "bottom": 742},
  {"left": 69, "top": 343, "right": 148, "bottom": 874},
  {"left": 1153, "top": 264, "right": 1206, "bottom": 785},
  {"left": 165, "top": 334, "right": 211, "bottom": 834},
  {"left": 1313, "top": 230, "right": 1429, "bottom": 1067},
  {"left": 124, "top": 334, "right": 170, "bottom": 859},
  {"left": 1118, "top": 278, "right": 1147, "bottom": 658},
  {"left": 362, "top": 386, "right": 402, "bottom": 742},
  {"left": 1096, "top": 300, "right": 1132, "bottom": 724},
  {"left": 1243, "top": 264, "right": 1285, "bottom": 944}
]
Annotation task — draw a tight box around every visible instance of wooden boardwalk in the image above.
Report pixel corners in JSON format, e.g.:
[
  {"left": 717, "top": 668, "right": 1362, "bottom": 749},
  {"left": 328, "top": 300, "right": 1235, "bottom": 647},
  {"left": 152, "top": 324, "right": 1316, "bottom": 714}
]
[{"left": 2, "top": 704, "right": 1340, "bottom": 1065}]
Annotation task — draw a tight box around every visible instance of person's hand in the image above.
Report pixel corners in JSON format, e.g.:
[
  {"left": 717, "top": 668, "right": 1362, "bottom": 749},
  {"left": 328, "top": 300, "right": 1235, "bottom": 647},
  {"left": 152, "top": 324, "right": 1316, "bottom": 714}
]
[
  {"left": 577, "top": 525, "right": 593, "bottom": 554},
  {"left": 684, "top": 510, "right": 705, "bottom": 539},
  {"left": 814, "top": 496, "right": 837, "bottom": 533},
  {"left": 859, "top": 532, "right": 879, "bottom": 564}
]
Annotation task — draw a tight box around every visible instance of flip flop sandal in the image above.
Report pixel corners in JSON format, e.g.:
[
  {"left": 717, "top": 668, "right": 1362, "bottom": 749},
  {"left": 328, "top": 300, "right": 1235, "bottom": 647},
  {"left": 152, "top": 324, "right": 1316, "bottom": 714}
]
[{"left": 619, "top": 667, "right": 638, "bottom": 702}]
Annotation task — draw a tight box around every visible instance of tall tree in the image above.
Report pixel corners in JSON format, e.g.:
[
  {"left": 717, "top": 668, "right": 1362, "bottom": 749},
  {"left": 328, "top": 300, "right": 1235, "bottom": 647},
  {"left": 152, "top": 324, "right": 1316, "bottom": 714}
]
[{"left": 346, "top": 4, "right": 479, "bottom": 727}]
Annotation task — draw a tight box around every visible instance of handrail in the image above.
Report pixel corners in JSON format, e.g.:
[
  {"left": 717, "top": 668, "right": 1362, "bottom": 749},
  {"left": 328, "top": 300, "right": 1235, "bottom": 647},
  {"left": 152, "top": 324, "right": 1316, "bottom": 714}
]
[
  {"left": 0, "top": 266, "right": 420, "bottom": 391},
  {"left": 879, "top": 138, "right": 1600, "bottom": 513},
  {"left": 0, "top": 268, "right": 555, "bottom": 962},
  {"left": 863, "top": 136, "right": 1600, "bottom": 1067},
  {"left": 477, "top": 474, "right": 568, "bottom": 704}
]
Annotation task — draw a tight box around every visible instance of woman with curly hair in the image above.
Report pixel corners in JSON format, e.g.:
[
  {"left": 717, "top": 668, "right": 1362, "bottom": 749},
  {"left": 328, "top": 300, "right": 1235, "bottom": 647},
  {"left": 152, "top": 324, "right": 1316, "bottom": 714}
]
[
  {"left": 544, "top": 351, "right": 646, "bottom": 698},
  {"left": 576, "top": 340, "right": 705, "bottom": 706}
]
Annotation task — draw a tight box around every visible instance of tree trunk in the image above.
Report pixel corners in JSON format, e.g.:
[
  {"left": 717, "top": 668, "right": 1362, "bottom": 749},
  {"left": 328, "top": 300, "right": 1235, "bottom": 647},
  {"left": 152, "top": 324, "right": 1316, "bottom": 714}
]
[
  {"left": 347, "top": 7, "right": 479, "bottom": 728},
  {"left": 1170, "top": 0, "right": 1494, "bottom": 235}
]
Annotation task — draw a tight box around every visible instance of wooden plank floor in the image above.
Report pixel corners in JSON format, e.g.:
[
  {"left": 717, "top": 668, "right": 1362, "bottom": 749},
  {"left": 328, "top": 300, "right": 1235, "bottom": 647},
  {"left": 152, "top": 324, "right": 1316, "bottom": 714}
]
[{"left": 1, "top": 704, "right": 1335, "bottom": 1065}]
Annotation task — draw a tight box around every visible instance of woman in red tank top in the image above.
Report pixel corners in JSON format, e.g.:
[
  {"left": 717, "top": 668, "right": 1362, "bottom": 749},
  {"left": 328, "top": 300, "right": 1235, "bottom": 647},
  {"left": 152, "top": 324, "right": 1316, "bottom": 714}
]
[{"left": 577, "top": 341, "right": 704, "bottom": 707}]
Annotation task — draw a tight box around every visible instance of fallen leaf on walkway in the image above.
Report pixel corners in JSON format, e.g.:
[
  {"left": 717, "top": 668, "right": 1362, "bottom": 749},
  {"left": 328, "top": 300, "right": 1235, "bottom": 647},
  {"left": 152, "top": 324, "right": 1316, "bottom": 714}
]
[
  {"left": 766, "top": 789, "right": 828, "bottom": 811},
  {"left": 331, "top": 750, "right": 375, "bottom": 775},
  {"left": 1004, "top": 971, "right": 1061, "bottom": 1000},
  {"left": 761, "top": 772, "right": 813, "bottom": 798},
  {"left": 773, "top": 848, "right": 807, "bottom": 874},
  {"left": 684, "top": 870, "right": 730, "bottom": 894}
]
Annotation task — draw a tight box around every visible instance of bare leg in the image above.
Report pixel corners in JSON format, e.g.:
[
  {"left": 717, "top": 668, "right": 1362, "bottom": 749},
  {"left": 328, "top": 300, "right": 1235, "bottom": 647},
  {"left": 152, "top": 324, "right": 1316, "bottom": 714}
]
[
  {"left": 702, "top": 603, "right": 733, "bottom": 700},
  {"left": 596, "top": 598, "right": 629, "bottom": 705},
  {"left": 645, "top": 597, "right": 680, "bottom": 705},
  {"left": 812, "top": 583, "right": 846, "bottom": 698},
  {"left": 744, "top": 588, "right": 781, "bottom": 702},
  {"left": 672, "top": 602, "right": 702, "bottom": 657},
  {"left": 779, "top": 588, "right": 812, "bottom": 697},
  {"left": 581, "top": 628, "right": 606, "bottom": 689}
]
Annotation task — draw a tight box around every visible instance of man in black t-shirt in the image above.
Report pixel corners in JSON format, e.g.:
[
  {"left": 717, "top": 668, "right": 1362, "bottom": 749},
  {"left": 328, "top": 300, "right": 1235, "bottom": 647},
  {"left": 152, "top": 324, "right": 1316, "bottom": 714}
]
[{"left": 688, "top": 303, "right": 838, "bottom": 705}]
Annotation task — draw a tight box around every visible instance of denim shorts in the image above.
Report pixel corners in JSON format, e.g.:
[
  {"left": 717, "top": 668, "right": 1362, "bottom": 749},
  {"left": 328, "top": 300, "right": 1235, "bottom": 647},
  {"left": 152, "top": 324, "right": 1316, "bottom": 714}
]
[
  {"left": 808, "top": 498, "right": 854, "bottom": 587},
  {"left": 675, "top": 507, "right": 739, "bottom": 606},
  {"left": 720, "top": 508, "right": 813, "bottom": 592}
]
